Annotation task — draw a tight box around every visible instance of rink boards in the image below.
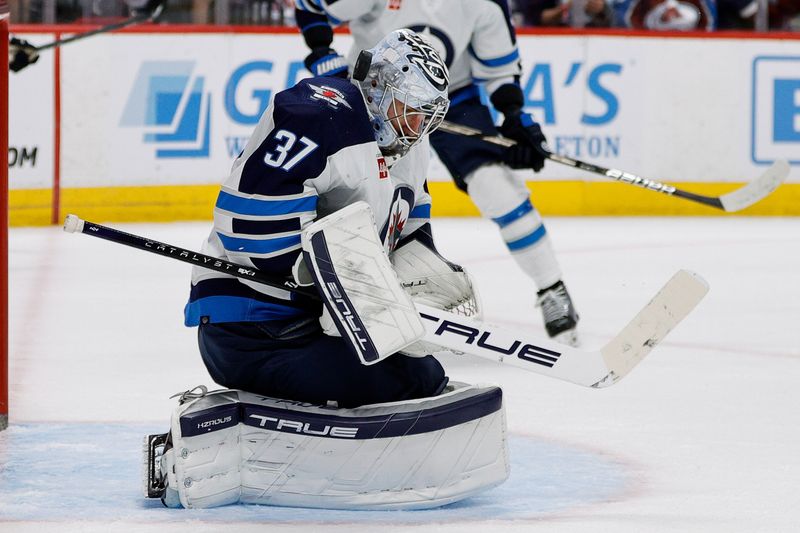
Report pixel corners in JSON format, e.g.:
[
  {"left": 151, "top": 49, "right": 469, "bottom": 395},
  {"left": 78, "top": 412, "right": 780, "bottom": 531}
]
[{"left": 7, "top": 27, "right": 800, "bottom": 225}]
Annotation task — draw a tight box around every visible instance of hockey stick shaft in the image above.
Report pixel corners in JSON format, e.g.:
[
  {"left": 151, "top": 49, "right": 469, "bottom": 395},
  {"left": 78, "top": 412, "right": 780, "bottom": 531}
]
[
  {"left": 34, "top": 7, "right": 163, "bottom": 52},
  {"left": 437, "top": 120, "right": 788, "bottom": 212},
  {"left": 64, "top": 214, "right": 708, "bottom": 388},
  {"left": 63, "top": 215, "right": 319, "bottom": 302}
]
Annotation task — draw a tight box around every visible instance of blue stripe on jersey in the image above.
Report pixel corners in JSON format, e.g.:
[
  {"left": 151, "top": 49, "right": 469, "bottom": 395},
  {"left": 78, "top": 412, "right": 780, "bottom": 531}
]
[
  {"left": 184, "top": 277, "right": 316, "bottom": 325},
  {"left": 184, "top": 296, "right": 305, "bottom": 326},
  {"left": 232, "top": 217, "right": 300, "bottom": 235},
  {"left": 299, "top": 20, "right": 330, "bottom": 31},
  {"left": 469, "top": 45, "right": 520, "bottom": 67},
  {"left": 492, "top": 199, "right": 534, "bottom": 228},
  {"left": 217, "top": 232, "right": 301, "bottom": 255},
  {"left": 449, "top": 84, "right": 480, "bottom": 105},
  {"left": 216, "top": 191, "right": 317, "bottom": 217},
  {"left": 507, "top": 225, "right": 547, "bottom": 251},
  {"left": 410, "top": 203, "right": 431, "bottom": 219},
  {"left": 295, "top": 0, "right": 316, "bottom": 13}
]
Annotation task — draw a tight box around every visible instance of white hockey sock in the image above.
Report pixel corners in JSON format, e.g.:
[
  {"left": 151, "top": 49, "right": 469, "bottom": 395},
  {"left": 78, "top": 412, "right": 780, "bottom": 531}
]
[{"left": 466, "top": 164, "right": 563, "bottom": 290}]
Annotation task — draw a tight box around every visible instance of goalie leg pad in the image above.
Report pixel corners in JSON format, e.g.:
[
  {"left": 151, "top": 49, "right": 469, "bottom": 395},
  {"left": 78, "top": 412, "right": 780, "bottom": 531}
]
[{"left": 147, "top": 383, "right": 509, "bottom": 510}]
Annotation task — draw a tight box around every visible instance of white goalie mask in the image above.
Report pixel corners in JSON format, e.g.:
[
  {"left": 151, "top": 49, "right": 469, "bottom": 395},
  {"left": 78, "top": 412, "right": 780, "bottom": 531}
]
[{"left": 355, "top": 29, "right": 450, "bottom": 162}]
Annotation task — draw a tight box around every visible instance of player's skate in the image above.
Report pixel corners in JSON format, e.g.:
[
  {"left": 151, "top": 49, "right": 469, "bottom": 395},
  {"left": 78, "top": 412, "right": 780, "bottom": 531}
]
[{"left": 537, "top": 280, "right": 580, "bottom": 347}]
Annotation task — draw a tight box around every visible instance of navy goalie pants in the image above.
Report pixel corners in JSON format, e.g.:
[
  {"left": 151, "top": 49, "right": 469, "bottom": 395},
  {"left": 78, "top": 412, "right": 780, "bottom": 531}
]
[{"left": 197, "top": 317, "right": 448, "bottom": 408}]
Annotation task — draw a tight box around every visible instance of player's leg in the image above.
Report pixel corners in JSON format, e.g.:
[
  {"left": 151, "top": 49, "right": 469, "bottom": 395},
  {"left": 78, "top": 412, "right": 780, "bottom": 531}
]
[
  {"left": 429, "top": 91, "right": 579, "bottom": 345},
  {"left": 198, "top": 318, "right": 448, "bottom": 408}
]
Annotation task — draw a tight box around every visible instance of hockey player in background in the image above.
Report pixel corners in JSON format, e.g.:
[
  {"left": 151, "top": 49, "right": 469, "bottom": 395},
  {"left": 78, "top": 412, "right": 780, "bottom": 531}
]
[
  {"left": 184, "top": 29, "right": 475, "bottom": 408},
  {"left": 294, "top": 0, "right": 580, "bottom": 346}
]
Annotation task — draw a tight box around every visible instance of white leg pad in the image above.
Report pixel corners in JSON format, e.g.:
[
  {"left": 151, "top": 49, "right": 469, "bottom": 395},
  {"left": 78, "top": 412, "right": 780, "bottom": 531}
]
[{"left": 156, "top": 383, "right": 509, "bottom": 510}]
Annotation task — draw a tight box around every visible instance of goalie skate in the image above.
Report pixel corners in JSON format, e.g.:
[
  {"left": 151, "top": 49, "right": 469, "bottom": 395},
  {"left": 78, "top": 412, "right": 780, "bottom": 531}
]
[
  {"left": 536, "top": 280, "right": 580, "bottom": 347},
  {"left": 143, "top": 432, "right": 169, "bottom": 499}
]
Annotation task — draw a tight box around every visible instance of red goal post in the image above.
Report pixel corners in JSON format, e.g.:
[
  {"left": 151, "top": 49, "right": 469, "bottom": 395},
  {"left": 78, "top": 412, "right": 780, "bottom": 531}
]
[{"left": 1, "top": 0, "right": 9, "bottom": 431}]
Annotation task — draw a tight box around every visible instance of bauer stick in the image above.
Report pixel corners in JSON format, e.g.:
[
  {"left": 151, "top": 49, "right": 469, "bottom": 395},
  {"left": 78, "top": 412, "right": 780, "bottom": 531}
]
[
  {"left": 438, "top": 120, "right": 789, "bottom": 213},
  {"left": 64, "top": 214, "right": 708, "bottom": 389},
  {"left": 32, "top": 5, "right": 164, "bottom": 52}
]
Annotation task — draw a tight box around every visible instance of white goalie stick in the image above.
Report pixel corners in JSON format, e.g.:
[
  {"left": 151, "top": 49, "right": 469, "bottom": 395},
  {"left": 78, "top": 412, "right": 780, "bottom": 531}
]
[
  {"left": 64, "top": 213, "right": 708, "bottom": 389},
  {"left": 438, "top": 120, "right": 789, "bottom": 213},
  {"left": 414, "top": 268, "right": 707, "bottom": 388}
]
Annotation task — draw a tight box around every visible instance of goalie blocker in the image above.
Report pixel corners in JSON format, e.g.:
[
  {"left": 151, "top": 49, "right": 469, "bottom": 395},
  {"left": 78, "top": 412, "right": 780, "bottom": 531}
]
[{"left": 144, "top": 383, "right": 508, "bottom": 510}]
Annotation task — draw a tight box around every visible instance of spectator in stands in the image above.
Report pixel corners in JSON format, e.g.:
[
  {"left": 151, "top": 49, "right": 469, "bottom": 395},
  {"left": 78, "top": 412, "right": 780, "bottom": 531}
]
[
  {"left": 717, "top": 0, "right": 757, "bottom": 29},
  {"left": 770, "top": 0, "right": 800, "bottom": 30},
  {"left": 513, "top": 0, "right": 613, "bottom": 27},
  {"left": 612, "top": 0, "right": 715, "bottom": 30}
]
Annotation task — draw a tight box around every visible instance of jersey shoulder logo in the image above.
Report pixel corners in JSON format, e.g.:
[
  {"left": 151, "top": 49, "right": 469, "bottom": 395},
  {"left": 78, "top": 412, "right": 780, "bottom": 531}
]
[{"left": 308, "top": 83, "right": 353, "bottom": 110}]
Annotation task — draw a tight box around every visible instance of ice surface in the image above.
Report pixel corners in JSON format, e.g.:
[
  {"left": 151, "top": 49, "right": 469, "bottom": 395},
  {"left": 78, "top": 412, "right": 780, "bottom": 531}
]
[{"left": 3, "top": 216, "right": 799, "bottom": 532}]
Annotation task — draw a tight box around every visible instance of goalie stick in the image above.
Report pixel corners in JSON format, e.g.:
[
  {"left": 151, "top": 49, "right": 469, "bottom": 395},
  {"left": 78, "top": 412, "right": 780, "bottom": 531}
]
[
  {"left": 63, "top": 214, "right": 708, "bottom": 389},
  {"left": 437, "top": 120, "right": 789, "bottom": 213}
]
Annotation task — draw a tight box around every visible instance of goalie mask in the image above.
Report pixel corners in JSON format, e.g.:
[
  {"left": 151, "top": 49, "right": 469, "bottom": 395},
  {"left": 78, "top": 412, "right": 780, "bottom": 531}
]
[{"left": 355, "top": 29, "right": 450, "bottom": 162}]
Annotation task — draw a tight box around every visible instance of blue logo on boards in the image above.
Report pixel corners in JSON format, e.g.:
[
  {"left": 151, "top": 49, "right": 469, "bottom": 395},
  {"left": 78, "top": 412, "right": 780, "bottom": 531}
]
[
  {"left": 120, "top": 61, "right": 211, "bottom": 158},
  {"left": 751, "top": 56, "right": 800, "bottom": 165}
]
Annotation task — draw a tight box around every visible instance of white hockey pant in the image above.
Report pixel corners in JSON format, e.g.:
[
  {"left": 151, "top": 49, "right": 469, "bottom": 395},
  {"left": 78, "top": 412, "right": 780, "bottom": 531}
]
[{"left": 466, "top": 164, "right": 562, "bottom": 289}]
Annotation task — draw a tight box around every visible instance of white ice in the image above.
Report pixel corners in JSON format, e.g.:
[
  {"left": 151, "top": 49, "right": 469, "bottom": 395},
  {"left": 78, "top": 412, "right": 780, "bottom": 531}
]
[{"left": 3, "top": 216, "right": 800, "bottom": 533}]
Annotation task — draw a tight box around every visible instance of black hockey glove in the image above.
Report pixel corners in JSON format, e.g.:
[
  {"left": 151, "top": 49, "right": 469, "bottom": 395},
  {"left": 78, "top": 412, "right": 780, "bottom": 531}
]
[
  {"left": 304, "top": 47, "right": 349, "bottom": 78},
  {"left": 127, "top": 0, "right": 165, "bottom": 18},
  {"left": 499, "top": 110, "right": 548, "bottom": 172},
  {"left": 9, "top": 37, "right": 40, "bottom": 73}
]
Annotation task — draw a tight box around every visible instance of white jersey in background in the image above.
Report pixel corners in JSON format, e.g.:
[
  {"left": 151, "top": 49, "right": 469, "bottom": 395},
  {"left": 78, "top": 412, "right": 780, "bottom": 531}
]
[{"left": 296, "top": 0, "right": 522, "bottom": 95}]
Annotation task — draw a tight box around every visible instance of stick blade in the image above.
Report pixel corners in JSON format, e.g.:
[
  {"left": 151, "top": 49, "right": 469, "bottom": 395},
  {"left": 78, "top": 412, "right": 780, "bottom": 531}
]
[
  {"left": 595, "top": 270, "right": 709, "bottom": 388},
  {"left": 719, "top": 160, "right": 789, "bottom": 212}
]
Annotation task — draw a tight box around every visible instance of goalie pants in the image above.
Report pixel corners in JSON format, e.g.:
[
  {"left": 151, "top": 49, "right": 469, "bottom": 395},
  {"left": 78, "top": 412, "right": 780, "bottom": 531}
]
[{"left": 198, "top": 318, "right": 448, "bottom": 408}]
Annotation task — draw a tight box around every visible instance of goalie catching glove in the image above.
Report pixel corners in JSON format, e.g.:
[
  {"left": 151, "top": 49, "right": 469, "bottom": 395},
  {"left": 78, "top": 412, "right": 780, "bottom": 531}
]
[{"left": 391, "top": 227, "right": 482, "bottom": 357}]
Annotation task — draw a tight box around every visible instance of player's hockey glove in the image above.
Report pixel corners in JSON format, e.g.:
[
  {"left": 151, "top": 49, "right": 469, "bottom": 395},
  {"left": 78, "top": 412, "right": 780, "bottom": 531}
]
[
  {"left": 304, "top": 47, "right": 349, "bottom": 78},
  {"left": 127, "top": 0, "right": 165, "bottom": 18},
  {"left": 9, "top": 37, "right": 40, "bottom": 73},
  {"left": 499, "top": 110, "right": 548, "bottom": 172}
]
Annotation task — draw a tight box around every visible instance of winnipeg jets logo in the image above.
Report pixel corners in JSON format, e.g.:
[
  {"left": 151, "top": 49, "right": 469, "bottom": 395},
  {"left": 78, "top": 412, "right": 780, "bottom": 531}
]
[
  {"left": 308, "top": 83, "right": 352, "bottom": 110},
  {"left": 403, "top": 32, "right": 449, "bottom": 91},
  {"left": 380, "top": 186, "right": 415, "bottom": 251}
]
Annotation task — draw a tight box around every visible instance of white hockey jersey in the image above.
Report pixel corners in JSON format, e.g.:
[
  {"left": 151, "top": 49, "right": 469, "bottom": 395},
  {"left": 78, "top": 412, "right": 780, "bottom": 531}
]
[
  {"left": 295, "top": 0, "right": 521, "bottom": 95},
  {"left": 185, "top": 76, "right": 432, "bottom": 326}
]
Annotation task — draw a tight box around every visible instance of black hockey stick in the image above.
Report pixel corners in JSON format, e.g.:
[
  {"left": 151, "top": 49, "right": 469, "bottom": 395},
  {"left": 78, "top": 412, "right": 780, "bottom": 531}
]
[
  {"left": 36, "top": 5, "right": 164, "bottom": 52},
  {"left": 438, "top": 120, "right": 789, "bottom": 213},
  {"left": 9, "top": 2, "right": 164, "bottom": 71},
  {"left": 62, "top": 214, "right": 320, "bottom": 303},
  {"left": 63, "top": 212, "right": 708, "bottom": 388}
]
